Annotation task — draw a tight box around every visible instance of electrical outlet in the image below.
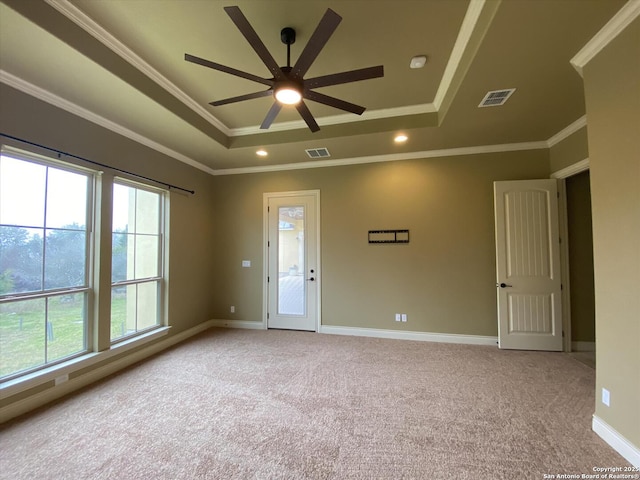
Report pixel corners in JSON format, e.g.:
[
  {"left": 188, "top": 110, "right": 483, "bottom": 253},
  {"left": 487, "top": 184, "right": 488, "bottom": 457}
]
[
  {"left": 602, "top": 388, "right": 610, "bottom": 406},
  {"left": 230, "top": 306, "right": 235, "bottom": 313},
  {"left": 395, "top": 313, "right": 401, "bottom": 322},
  {"left": 55, "top": 374, "right": 69, "bottom": 385},
  {"left": 401, "top": 314, "right": 407, "bottom": 322}
]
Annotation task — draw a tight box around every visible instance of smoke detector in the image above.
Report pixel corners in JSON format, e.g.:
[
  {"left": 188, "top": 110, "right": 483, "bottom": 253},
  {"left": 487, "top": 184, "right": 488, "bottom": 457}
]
[{"left": 410, "top": 55, "right": 427, "bottom": 69}]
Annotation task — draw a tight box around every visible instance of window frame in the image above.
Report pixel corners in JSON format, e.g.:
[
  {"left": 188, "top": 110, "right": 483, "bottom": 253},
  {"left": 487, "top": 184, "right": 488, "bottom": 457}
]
[
  {"left": 110, "top": 177, "right": 166, "bottom": 344},
  {"left": 0, "top": 145, "right": 171, "bottom": 397},
  {"left": 0, "top": 146, "right": 96, "bottom": 381}
]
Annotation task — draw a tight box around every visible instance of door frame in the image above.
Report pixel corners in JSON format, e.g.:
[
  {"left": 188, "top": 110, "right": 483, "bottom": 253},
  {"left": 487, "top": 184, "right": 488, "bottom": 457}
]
[
  {"left": 262, "top": 190, "right": 321, "bottom": 331},
  {"left": 551, "top": 158, "right": 590, "bottom": 352}
]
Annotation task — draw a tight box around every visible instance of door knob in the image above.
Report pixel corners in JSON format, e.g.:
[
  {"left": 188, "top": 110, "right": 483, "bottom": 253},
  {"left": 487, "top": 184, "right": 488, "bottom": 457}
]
[
  {"left": 497, "top": 283, "right": 512, "bottom": 288},
  {"left": 306, "top": 277, "right": 315, "bottom": 282}
]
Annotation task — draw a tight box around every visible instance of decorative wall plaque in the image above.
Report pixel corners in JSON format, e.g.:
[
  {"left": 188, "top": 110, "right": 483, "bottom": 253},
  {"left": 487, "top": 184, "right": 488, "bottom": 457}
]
[{"left": 368, "top": 229, "right": 410, "bottom": 244}]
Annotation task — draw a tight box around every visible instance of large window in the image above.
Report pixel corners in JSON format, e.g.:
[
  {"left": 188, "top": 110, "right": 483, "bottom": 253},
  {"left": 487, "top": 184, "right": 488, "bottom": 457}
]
[
  {"left": 111, "top": 180, "right": 164, "bottom": 342},
  {"left": 0, "top": 150, "right": 92, "bottom": 379},
  {"left": 0, "top": 147, "right": 169, "bottom": 385}
]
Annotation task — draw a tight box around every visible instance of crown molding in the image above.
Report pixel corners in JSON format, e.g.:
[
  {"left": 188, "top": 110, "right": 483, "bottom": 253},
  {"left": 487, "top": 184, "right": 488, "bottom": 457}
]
[
  {"left": 229, "top": 103, "right": 437, "bottom": 136},
  {"left": 570, "top": 0, "right": 640, "bottom": 76},
  {"left": 233, "top": 0, "right": 485, "bottom": 135},
  {"left": 212, "top": 141, "right": 548, "bottom": 176},
  {"left": 546, "top": 115, "right": 587, "bottom": 148},
  {"left": 5, "top": 66, "right": 583, "bottom": 178},
  {"left": 433, "top": 0, "right": 487, "bottom": 110},
  {"left": 551, "top": 158, "right": 590, "bottom": 179},
  {"left": 43, "top": 0, "right": 231, "bottom": 137},
  {"left": 0, "top": 70, "right": 216, "bottom": 176},
  {"left": 43, "top": 0, "right": 481, "bottom": 138}
]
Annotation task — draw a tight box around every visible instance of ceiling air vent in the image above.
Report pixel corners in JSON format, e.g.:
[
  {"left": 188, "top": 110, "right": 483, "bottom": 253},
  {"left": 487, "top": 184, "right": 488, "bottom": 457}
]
[
  {"left": 478, "top": 88, "right": 516, "bottom": 107},
  {"left": 305, "top": 147, "right": 331, "bottom": 159}
]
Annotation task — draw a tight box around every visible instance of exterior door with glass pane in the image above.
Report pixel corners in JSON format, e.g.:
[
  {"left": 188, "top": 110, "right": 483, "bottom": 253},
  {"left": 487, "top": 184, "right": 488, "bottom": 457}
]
[{"left": 266, "top": 191, "right": 319, "bottom": 331}]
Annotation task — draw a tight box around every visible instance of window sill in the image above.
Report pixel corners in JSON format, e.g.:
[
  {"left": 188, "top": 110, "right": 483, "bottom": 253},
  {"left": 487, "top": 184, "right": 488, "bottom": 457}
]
[{"left": 0, "top": 326, "right": 170, "bottom": 400}]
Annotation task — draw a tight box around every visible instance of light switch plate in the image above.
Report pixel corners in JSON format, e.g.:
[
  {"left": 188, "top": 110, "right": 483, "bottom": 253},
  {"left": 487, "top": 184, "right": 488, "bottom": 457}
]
[{"left": 242, "top": 260, "right": 251, "bottom": 267}]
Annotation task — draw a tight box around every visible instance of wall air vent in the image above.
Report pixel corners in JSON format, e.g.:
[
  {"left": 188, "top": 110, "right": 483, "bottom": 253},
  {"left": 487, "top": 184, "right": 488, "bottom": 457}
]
[
  {"left": 479, "top": 88, "right": 516, "bottom": 107},
  {"left": 305, "top": 147, "right": 331, "bottom": 159}
]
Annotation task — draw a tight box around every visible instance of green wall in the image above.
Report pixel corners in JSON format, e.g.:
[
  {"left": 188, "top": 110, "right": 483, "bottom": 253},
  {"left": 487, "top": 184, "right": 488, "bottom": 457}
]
[
  {"left": 583, "top": 17, "right": 640, "bottom": 449},
  {"left": 550, "top": 126, "right": 589, "bottom": 173},
  {"left": 211, "top": 150, "right": 550, "bottom": 336}
]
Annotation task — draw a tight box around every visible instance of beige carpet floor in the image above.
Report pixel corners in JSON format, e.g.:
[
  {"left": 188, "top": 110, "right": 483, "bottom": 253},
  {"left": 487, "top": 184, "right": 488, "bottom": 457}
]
[{"left": 0, "top": 328, "right": 629, "bottom": 479}]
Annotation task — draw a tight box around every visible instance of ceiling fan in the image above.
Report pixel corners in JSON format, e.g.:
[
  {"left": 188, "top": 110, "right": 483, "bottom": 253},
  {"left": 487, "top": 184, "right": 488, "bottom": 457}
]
[{"left": 185, "top": 6, "right": 384, "bottom": 133}]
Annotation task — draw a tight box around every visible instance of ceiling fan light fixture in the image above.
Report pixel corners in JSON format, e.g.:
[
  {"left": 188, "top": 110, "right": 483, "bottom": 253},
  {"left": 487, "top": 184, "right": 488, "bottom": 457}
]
[{"left": 274, "top": 86, "right": 302, "bottom": 105}]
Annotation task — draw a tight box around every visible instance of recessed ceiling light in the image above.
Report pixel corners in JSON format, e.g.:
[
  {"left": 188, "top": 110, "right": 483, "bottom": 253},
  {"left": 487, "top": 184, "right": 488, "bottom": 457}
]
[
  {"left": 394, "top": 134, "right": 408, "bottom": 143},
  {"left": 256, "top": 149, "right": 268, "bottom": 157},
  {"left": 410, "top": 55, "right": 427, "bottom": 69}
]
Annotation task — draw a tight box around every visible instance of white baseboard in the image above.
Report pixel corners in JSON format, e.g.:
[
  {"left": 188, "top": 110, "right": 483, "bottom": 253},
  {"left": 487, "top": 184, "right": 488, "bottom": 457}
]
[
  {"left": 572, "top": 341, "right": 596, "bottom": 352},
  {"left": 319, "top": 325, "right": 498, "bottom": 346},
  {"left": 210, "top": 319, "right": 266, "bottom": 329},
  {"left": 593, "top": 415, "right": 640, "bottom": 467},
  {"left": 0, "top": 320, "right": 216, "bottom": 423},
  {"left": 211, "top": 320, "right": 497, "bottom": 346}
]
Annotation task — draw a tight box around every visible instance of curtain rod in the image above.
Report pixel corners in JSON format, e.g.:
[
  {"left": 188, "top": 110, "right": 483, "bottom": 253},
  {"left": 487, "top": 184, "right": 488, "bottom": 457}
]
[{"left": 0, "top": 133, "right": 195, "bottom": 195}]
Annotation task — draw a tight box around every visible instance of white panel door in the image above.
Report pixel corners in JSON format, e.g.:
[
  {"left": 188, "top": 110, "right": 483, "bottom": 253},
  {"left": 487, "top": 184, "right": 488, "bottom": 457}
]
[
  {"left": 494, "top": 180, "right": 563, "bottom": 351},
  {"left": 265, "top": 191, "right": 319, "bottom": 331}
]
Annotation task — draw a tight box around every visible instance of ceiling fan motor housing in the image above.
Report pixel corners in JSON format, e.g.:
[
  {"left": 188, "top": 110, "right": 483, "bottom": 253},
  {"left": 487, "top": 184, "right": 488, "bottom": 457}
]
[{"left": 281, "top": 27, "right": 296, "bottom": 45}]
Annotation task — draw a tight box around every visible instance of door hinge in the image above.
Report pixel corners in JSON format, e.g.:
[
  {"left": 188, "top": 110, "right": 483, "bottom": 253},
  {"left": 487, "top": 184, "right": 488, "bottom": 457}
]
[
  {"left": 268, "top": 206, "right": 270, "bottom": 212},
  {"left": 557, "top": 191, "right": 560, "bottom": 198},
  {"left": 267, "top": 312, "right": 270, "bottom": 319},
  {"left": 268, "top": 240, "right": 270, "bottom": 247},
  {"left": 561, "top": 283, "right": 563, "bottom": 290},
  {"left": 267, "top": 276, "right": 270, "bottom": 283}
]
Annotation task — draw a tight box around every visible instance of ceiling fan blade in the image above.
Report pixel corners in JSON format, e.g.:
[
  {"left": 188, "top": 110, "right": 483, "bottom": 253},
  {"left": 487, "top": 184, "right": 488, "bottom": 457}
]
[
  {"left": 210, "top": 89, "right": 273, "bottom": 106},
  {"left": 296, "top": 101, "right": 320, "bottom": 132},
  {"left": 185, "top": 53, "right": 273, "bottom": 86},
  {"left": 305, "top": 65, "right": 384, "bottom": 89},
  {"left": 291, "top": 8, "right": 342, "bottom": 79},
  {"left": 260, "top": 102, "right": 283, "bottom": 129},
  {"left": 304, "top": 90, "right": 366, "bottom": 115},
  {"left": 224, "top": 6, "right": 283, "bottom": 80}
]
